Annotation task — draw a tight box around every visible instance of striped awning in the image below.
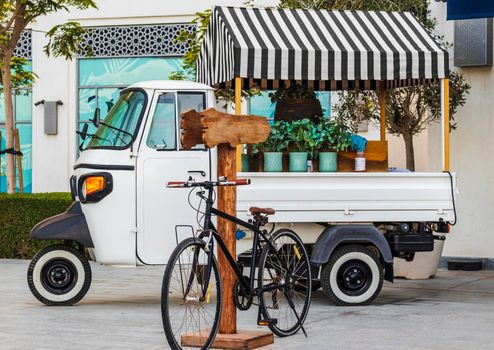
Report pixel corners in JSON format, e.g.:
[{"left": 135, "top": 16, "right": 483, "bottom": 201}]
[{"left": 196, "top": 6, "right": 450, "bottom": 91}]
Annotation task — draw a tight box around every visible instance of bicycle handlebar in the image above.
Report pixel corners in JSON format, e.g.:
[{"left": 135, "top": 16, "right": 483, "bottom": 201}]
[{"left": 167, "top": 178, "right": 251, "bottom": 188}]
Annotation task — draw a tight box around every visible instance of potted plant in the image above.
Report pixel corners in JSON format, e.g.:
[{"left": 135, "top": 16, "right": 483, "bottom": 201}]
[
  {"left": 251, "top": 121, "right": 288, "bottom": 172},
  {"left": 286, "top": 118, "right": 318, "bottom": 172},
  {"left": 317, "top": 120, "right": 352, "bottom": 172}
]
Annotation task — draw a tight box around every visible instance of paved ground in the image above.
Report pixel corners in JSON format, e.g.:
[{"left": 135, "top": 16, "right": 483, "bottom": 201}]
[{"left": 1, "top": 259, "right": 494, "bottom": 350}]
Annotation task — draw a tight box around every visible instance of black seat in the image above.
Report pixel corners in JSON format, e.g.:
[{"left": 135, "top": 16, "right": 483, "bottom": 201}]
[{"left": 249, "top": 207, "right": 275, "bottom": 216}]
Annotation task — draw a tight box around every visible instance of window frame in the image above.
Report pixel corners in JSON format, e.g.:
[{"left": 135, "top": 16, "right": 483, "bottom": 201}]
[
  {"left": 0, "top": 88, "right": 33, "bottom": 192},
  {"left": 177, "top": 91, "right": 206, "bottom": 151},
  {"left": 83, "top": 88, "right": 149, "bottom": 151},
  {"left": 145, "top": 92, "right": 178, "bottom": 151}
]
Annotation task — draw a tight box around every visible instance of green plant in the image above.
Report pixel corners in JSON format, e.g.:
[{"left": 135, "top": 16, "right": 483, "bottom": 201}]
[
  {"left": 317, "top": 119, "right": 353, "bottom": 153},
  {"left": 286, "top": 119, "right": 321, "bottom": 157},
  {"left": 332, "top": 91, "right": 380, "bottom": 134},
  {"left": 251, "top": 121, "right": 289, "bottom": 153},
  {"left": 269, "top": 84, "right": 317, "bottom": 102},
  {"left": 0, "top": 192, "right": 72, "bottom": 259}
]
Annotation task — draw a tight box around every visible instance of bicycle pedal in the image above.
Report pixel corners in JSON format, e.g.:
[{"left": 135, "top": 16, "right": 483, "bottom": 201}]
[{"left": 258, "top": 318, "right": 277, "bottom": 326}]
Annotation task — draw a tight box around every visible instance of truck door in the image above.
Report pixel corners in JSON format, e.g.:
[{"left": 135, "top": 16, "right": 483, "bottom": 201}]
[{"left": 136, "top": 90, "right": 210, "bottom": 264}]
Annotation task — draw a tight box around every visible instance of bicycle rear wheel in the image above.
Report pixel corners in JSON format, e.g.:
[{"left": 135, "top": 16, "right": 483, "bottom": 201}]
[
  {"left": 258, "top": 229, "right": 312, "bottom": 337},
  {"left": 161, "top": 237, "right": 222, "bottom": 350}
]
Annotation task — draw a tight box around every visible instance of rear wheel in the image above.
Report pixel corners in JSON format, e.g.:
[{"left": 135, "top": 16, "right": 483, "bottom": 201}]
[
  {"left": 27, "top": 244, "right": 91, "bottom": 306},
  {"left": 161, "top": 237, "right": 221, "bottom": 350},
  {"left": 320, "top": 245, "right": 384, "bottom": 306},
  {"left": 258, "top": 229, "right": 312, "bottom": 337}
]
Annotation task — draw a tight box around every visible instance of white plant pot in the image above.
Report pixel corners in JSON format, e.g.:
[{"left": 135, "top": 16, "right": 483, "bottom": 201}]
[{"left": 393, "top": 237, "right": 445, "bottom": 280}]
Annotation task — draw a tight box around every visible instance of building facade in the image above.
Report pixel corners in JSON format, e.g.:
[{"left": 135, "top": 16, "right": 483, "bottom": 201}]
[
  {"left": 429, "top": 2, "right": 494, "bottom": 260},
  {"left": 0, "top": 0, "right": 490, "bottom": 260}
]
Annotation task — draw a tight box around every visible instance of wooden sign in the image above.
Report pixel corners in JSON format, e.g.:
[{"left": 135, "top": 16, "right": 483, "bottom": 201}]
[{"left": 180, "top": 108, "right": 270, "bottom": 149}]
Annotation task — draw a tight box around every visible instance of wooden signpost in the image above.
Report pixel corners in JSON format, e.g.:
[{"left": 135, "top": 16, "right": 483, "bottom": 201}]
[{"left": 181, "top": 107, "right": 272, "bottom": 349}]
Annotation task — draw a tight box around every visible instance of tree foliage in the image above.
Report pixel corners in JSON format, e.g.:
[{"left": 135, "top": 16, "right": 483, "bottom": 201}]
[
  {"left": 280, "top": 0, "right": 435, "bottom": 28},
  {"left": 171, "top": 8, "right": 261, "bottom": 108},
  {"left": 0, "top": 0, "right": 97, "bottom": 193}
]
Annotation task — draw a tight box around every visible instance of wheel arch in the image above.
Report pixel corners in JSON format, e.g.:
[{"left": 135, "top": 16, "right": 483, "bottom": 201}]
[
  {"left": 311, "top": 225, "right": 394, "bottom": 282},
  {"left": 30, "top": 201, "right": 94, "bottom": 248}
]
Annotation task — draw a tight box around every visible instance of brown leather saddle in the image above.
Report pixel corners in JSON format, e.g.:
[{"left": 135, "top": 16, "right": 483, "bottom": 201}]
[{"left": 249, "top": 206, "right": 275, "bottom": 215}]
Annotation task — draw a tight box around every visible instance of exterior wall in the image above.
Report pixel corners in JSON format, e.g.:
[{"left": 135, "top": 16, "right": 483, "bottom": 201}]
[
  {"left": 430, "top": 2, "right": 494, "bottom": 258},
  {"left": 29, "top": 0, "right": 278, "bottom": 193}
]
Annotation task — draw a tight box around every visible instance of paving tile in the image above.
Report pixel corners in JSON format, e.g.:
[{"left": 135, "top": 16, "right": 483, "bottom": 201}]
[{"left": 1, "top": 259, "right": 494, "bottom": 349}]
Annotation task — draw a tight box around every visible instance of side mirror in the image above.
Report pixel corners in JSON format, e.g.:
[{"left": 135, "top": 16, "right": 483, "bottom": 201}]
[
  {"left": 92, "top": 107, "right": 101, "bottom": 127},
  {"left": 77, "top": 123, "right": 89, "bottom": 141}
]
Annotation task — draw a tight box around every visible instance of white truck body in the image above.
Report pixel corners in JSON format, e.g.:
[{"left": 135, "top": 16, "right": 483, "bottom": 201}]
[
  {"left": 31, "top": 80, "right": 457, "bottom": 306},
  {"left": 69, "top": 81, "right": 456, "bottom": 267}
]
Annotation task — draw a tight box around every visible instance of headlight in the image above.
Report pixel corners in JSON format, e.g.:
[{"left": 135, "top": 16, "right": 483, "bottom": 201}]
[{"left": 78, "top": 172, "right": 113, "bottom": 203}]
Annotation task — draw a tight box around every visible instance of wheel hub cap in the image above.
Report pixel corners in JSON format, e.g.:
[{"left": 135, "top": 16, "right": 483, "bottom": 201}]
[
  {"left": 41, "top": 258, "right": 78, "bottom": 294},
  {"left": 337, "top": 260, "right": 372, "bottom": 296}
]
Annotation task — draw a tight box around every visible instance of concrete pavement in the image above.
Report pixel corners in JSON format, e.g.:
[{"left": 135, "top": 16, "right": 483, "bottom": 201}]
[{"left": 1, "top": 259, "right": 494, "bottom": 349}]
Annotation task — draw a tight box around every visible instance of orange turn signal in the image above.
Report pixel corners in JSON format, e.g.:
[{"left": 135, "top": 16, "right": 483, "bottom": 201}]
[{"left": 85, "top": 176, "right": 105, "bottom": 195}]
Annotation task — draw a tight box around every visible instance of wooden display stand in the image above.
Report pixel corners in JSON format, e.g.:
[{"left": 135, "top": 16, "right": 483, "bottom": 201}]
[
  {"left": 181, "top": 107, "right": 273, "bottom": 349},
  {"left": 182, "top": 330, "right": 274, "bottom": 349},
  {"left": 337, "top": 140, "right": 389, "bottom": 172}
]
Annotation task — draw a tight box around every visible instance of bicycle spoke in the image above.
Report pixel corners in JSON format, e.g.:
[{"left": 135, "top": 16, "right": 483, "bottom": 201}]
[
  {"left": 162, "top": 240, "right": 221, "bottom": 350},
  {"left": 258, "top": 230, "right": 312, "bottom": 337}
]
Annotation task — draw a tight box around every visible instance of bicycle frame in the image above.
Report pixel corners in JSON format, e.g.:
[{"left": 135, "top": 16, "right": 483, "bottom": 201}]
[
  {"left": 171, "top": 180, "right": 309, "bottom": 338},
  {"left": 197, "top": 185, "right": 282, "bottom": 300}
]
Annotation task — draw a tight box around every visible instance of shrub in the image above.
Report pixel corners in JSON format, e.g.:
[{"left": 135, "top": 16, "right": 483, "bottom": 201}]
[{"left": 0, "top": 193, "right": 72, "bottom": 259}]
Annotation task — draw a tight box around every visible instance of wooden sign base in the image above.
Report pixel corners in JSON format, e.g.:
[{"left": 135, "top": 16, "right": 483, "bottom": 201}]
[{"left": 182, "top": 330, "right": 273, "bottom": 349}]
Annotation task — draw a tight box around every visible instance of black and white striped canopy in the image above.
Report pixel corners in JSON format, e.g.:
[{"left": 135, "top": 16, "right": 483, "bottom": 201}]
[{"left": 196, "top": 6, "right": 449, "bottom": 91}]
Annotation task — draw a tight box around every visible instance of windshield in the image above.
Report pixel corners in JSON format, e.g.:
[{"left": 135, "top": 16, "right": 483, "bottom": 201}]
[{"left": 86, "top": 89, "right": 146, "bottom": 149}]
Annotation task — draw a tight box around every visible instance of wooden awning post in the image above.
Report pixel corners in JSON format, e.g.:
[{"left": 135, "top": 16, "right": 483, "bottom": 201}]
[
  {"left": 441, "top": 78, "right": 450, "bottom": 171},
  {"left": 235, "top": 77, "right": 243, "bottom": 171},
  {"left": 379, "top": 82, "right": 387, "bottom": 141}
]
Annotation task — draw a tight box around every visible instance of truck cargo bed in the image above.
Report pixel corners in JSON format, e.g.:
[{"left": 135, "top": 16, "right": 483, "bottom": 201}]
[{"left": 237, "top": 172, "right": 456, "bottom": 223}]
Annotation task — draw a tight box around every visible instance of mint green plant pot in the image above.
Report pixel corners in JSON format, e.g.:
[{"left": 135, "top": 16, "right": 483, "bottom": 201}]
[
  {"left": 241, "top": 154, "right": 250, "bottom": 172},
  {"left": 289, "top": 152, "right": 308, "bottom": 172},
  {"left": 319, "top": 152, "right": 338, "bottom": 172},
  {"left": 263, "top": 152, "right": 283, "bottom": 172}
]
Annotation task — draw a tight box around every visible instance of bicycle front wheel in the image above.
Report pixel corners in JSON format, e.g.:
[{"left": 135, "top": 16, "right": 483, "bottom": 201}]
[
  {"left": 258, "top": 229, "right": 312, "bottom": 337},
  {"left": 161, "top": 237, "right": 222, "bottom": 350}
]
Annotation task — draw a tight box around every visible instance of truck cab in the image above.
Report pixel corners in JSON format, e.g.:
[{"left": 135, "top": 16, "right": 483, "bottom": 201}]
[{"left": 73, "top": 81, "right": 216, "bottom": 266}]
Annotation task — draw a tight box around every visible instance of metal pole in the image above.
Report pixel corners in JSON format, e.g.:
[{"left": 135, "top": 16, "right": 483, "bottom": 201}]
[
  {"left": 379, "top": 82, "right": 387, "bottom": 141},
  {"left": 14, "top": 128, "right": 23, "bottom": 192},
  {"left": 235, "top": 77, "right": 242, "bottom": 171},
  {"left": 441, "top": 78, "right": 450, "bottom": 171}
]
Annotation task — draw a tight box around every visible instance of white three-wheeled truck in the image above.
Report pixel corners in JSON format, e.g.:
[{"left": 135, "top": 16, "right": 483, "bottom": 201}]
[{"left": 27, "top": 80, "right": 456, "bottom": 307}]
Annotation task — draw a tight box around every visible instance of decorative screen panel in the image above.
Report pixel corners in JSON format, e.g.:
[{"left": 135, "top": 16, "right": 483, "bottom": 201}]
[
  {"left": 14, "top": 30, "right": 32, "bottom": 59},
  {"left": 78, "top": 24, "right": 195, "bottom": 58}
]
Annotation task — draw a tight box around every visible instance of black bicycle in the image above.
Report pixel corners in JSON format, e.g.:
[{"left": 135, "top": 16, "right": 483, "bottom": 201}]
[{"left": 161, "top": 177, "right": 312, "bottom": 350}]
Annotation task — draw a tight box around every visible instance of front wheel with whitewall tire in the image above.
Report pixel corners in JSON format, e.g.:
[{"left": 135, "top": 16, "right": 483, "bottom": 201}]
[
  {"left": 320, "top": 245, "right": 384, "bottom": 306},
  {"left": 27, "top": 244, "right": 91, "bottom": 306}
]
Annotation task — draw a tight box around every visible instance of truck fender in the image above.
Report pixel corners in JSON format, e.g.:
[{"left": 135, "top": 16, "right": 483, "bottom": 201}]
[
  {"left": 311, "top": 225, "right": 393, "bottom": 282},
  {"left": 30, "top": 201, "right": 94, "bottom": 248}
]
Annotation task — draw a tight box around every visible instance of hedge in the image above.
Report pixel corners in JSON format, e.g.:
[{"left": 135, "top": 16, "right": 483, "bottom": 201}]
[{"left": 0, "top": 193, "right": 72, "bottom": 259}]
